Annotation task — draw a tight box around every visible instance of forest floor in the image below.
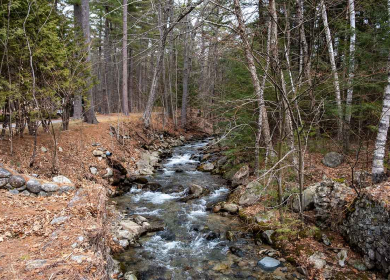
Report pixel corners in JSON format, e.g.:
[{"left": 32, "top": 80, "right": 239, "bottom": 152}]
[{"left": 0, "top": 113, "right": 202, "bottom": 280}]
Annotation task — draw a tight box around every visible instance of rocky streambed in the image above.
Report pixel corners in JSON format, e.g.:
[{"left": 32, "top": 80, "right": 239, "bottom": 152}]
[{"left": 111, "top": 139, "right": 304, "bottom": 280}]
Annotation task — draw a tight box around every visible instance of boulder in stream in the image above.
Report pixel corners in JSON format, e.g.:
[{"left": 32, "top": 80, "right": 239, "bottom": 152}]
[{"left": 257, "top": 257, "right": 281, "bottom": 272}]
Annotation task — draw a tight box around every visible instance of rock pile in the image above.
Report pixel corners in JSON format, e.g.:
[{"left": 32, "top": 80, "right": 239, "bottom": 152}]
[
  {"left": 0, "top": 167, "right": 74, "bottom": 196},
  {"left": 341, "top": 195, "right": 390, "bottom": 274}
]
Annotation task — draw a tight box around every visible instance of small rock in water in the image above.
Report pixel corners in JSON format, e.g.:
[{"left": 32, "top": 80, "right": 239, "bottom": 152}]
[
  {"left": 212, "top": 263, "right": 229, "bottom": 272},
  {"left": 205, "top": 231, "right": 220, "bottom": 240},
  {"left": 229, "top": 246, "right": 244, "bottom": 257},
  {"left": 257, "top": 257, "right": 281, "bottom": 272},
  {"left": 135, "top": 215, "right": 148, "bottom": 224}
]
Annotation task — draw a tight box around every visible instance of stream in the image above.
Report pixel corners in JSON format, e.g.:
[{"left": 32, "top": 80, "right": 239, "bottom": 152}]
[{"left": 114, "top": 139, "right": 294, "bottom": 280}]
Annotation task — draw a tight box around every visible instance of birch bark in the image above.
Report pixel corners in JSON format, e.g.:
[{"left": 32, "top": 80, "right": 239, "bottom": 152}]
[
  {"left": 372, "top": 0, "right": 390, "bottom": 183},
  {"left": 122, "top": 0, "right": 129, "bottom": 115},
  {"left": 321, "top": 0, "right": 342, "bottom": 140}
]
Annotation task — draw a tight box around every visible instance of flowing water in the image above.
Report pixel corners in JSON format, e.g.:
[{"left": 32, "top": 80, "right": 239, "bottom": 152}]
[{"left": 114, "top": 139, "right": 290, "bottom": 280}]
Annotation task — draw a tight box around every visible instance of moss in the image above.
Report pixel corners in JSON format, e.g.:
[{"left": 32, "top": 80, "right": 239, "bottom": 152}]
[{"left": 334, "top": 178, "right": 346, "bottom": 183}]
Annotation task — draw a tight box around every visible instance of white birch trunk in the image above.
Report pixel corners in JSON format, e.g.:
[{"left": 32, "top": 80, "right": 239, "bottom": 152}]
[
  {"left": 372, "top": 0, "right": 390, "bottom": 183},
  {"left": 344, "top": 0, "right": 356, "bottom": 150},
  {"left": 122, "top": 0, "right": 129, "bottom": 115},
  {"left": 321, "top": 0, "right": 343, "bottom": 140}
]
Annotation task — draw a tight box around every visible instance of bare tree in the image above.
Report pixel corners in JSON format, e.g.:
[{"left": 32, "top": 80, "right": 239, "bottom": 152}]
[{"left": 122, "top": 0, "right": 129, "bottom": 115}]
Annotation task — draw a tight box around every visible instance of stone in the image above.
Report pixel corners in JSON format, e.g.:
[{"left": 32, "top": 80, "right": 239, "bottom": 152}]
[
  {"left": 239, "top": 180, "right": 262, "bottom": 206},
  {"left": 179, "top": 135, "right": 185, "bottom": 142},
  {"left": 41, "top": 146, "right": 47, "bottom": 153},
  {"left": 9, "top": 175, "right": 26, "bottom": 189},
  {"left": 213, "top": 205, "right": 221, "bottom": 213},
  {"left": 117, "top": 230, "right": 135, "bottom": 240},
  {"left": 308, "top": 252, "right": 326, "bottom": 269},
  {"left": 321, "top": 234, "right": 331, "bottom": 246},
  {"left": 59, "top": 185, "right": 75, "bottom": 193},
  {"left": 337, "top": 249, "right": 348, "bottom": 267},
  {"left": 222, "top": 203, "right": 239, "bottom": 214},
  {"left": 42, "top": 183, "right": 59, "bottom": 192},
  {"left": 26, "top": 180, "right": 42, "bottom": 193},
  {"left": 124, "top": 272, "right": 138, "bottom": 280},
  {"left": 255, "top": 211, "right": 275, "bottom": 224},
  {"left": 134, "top": 177, "right": 148, "bottom": 184},
  {"left": 229, "top": 246, "right": 244, "bottom": 257},
  {"left": 26, "top": 259, "right": 47, "bottom": 270},
  {"left": 292, "top": 183, "right": 319, "bottom": 212},
  {"left": 51, "top": 216, "right": 69, "bottom": 225},
  {"left": 212, "top": 263, "right": 229, "bottom": 272},
  {"left": 21, "top": 190, "right": 31, "bottom": 196},
  {"left": 120, "top": 220, "right": 144, "bottom": 236},
  {"left": 352, "top": 261, "right": 367, "bottom": 271},
  {"left": 119, "top": 239, "right": 129, "bottom": 248},
  {"left": 58, "top": 147, "right": 63, "bottom": 152},
  {"left": 296, "top": 266, "right": 307, "bottom": 275},
  {"left": 102, "top": 168, "right": 113, "bottom": 178},
  {"left": 71, "top": 255, "right": 88, "bottom": 264},
  {"left": 232, "top": 165, "right": 250, "bottom": 187},
  {"left": 135, "top": 215, "right": 148, "bottom": 224},
  {"left": 226, "top": 231, "right": 235, "bottom": 241},
  {"left": 158, "top": 230, "right": 176, "bottom": 241},
  {"left": 144, "top": 182, "right": 162, "bottom": 191},
  {"left": 39, "top": 191, "right": 48, "bottom": 197},
  {"left": 90, "top": 166, "right": 98, "bottom": 175},
  {"left": 0, "top": 168, "right": 12, "bottom": 178},
  {"left": 0, "top": 178, "right": 9, "bottom": 188},
  {"left": 52, "top": 175, "right": 72, "bottom": 184},
  {"left": 8, "top": 189, "right": 19, "bottom": 195},
  {"left": 257, "top": 257, "right": 281, "bottom": 272},
  {"left": 322, "top": 152, "right": 344, "bottom": 168},
  {"left": 93, "top": 150, "right": 104, "bottom": 156},
  {"left": 199, "top": 163, "right": 215, "bottom": 171},
  {"left": 262, "top": 230, "right": 275, "bottom": 245}
]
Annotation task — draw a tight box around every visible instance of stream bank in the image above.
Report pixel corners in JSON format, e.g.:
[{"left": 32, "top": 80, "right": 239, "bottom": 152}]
[{"left": 110, "top": 138, "right": 304, "bottom": 280}]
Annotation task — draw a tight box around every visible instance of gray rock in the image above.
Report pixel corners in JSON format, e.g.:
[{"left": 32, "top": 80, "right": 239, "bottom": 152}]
[
  {"left": 297, "top": 266, "right": 307, "bottom": 275},
  {"left": 21, "top": 190, "right": 31, "bottom": 196},
  {"left": 58, "top": 185, "right": 75, "bottom": 193},
  {"left": 222, "top": 203, "right": 239, "bottom": 214},
  {"left": 8, "top": 189, "right": 19, "bottom": 195},
  {"left": 42, "top": 183, "right": 59, "bottom": 192},
  {"left": 257, "top": 257, "right": 281, "bottom": 272},
  {"left": 199, "top": 162, "right": 215, "bottom": 171},
  {"left": 26, "top": 180, "right": 42, "bottom": 193},
  {"left": 52, "top": 175, "right": 72, "bottom": 184},
  {"left": 135, "top": 215, "right": 148, "bottom": 224},
  {"left": 41, "top": 146, "right": 48, "bottom": 153},
  {"left": 0, "top": 168, "right": 12, "bottom": 178},
  {"left": 124, "top": 272, "right": 138, "bottom": 280},
  {"left": 51, "top": 216, "right": 69, "bottom": 225},
  {"left": 58, "top": 147, "right": 63, "bottom": 152},
  {"left": 322, "top": 233, "right": 331, "bottom": 246},
  {"left": 90, "top": 166, "right": 98, "bottom": 175},
  {"left": 308, "top": 252, "right": 326, "bottom": 269},
  {"left": 26, "top": 259, "right": 47, "bottom": 270},
  {"left": 179, "top": 135, "right": 185, "bottom": 142},
  {"left": 262, "top": 230, "right": 275, "bottom": 245},
  {"left": 102, "top": 167, "right": 113, "bottom": 178},
  {"left": 232, "top": 165, "right": 249, "bottom": 187},
  {"left": 352, "top": 261, "right": 367, "bottom": 271},
  {"left": 292, "top": 183, "right": 319, "bottom": 212},
  {"left": 0, "top": 178, "right": 9, "bottom": 188},
  {"left": 119, "top": 239, "right": 129, "bottom": 248},
  {"left": 337, "top": 249, "right": 348, "bottom": 267},
  {"left": 93, "top": 150, "right": 104, "bottom": 156},
  {"left": 322, "top": 152, "right": 344, "bottom": 168},
  {"left": 71, "top": 255, "right": 88, "bottom": 263},
  {"left": 255, "top": 211, "right": 275, "bottom": 223},
  {"left": 239, "top": 180, "right": 262, "bottom": 206},
  {"left": 9, "top": 175, "right": 26, "bottom": 188},
  {"left": 38, "top": 191, "right": 48, "bottom": 197}
]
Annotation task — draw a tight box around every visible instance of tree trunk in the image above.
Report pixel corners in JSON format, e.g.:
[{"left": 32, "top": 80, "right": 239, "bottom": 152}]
[
  {"left": 233, "top": 0, "right": 274, "bottom": 167},
  {"left": 122, "top": 0, "right": 129, "bottom": 115},
  {"left": 128, "top": 48, "right": 133, "bottom": 112},
  {"left": 372, "top": 0, "right": 390, "bottom": 183},
  {"left": 181, "top": 19, "right": 191, "bottom": 128},
  {"left": 321, "top": 0, "right": 342, "bottom": 140},
  {"left": 344, "top": 0, "right": 356, "bottom": 151},
  {"left": 73, "top": 3, "right": 83, "bottom": 119}
]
